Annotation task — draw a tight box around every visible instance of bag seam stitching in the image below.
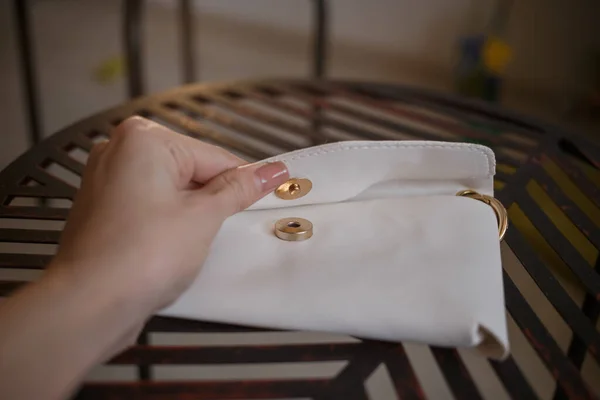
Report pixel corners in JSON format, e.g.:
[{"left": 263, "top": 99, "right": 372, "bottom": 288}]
[{"left": 272, "top": 143, "right": 495, "bottom": 177}]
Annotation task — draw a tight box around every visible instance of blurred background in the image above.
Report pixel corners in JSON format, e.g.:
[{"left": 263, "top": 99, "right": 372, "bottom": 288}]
[
  {"left": 1, "top": 2, "right": 600, "bottom": 395},
  {"left": 0, "top": 0, "right": 599, "bottom": 168}
]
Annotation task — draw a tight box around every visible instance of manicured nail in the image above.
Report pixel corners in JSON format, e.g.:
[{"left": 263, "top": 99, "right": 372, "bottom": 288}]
[{"left": 255, "top": 162, "right": 289, "bottom": 192}]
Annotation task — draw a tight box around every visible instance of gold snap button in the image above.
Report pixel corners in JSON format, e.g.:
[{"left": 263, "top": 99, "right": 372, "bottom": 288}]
[
  {"left": 274, "top": 217, "right": 313, "bottom": 241},
  {"left": 275, "top": 178, "right": 312, "bottom": 200}
]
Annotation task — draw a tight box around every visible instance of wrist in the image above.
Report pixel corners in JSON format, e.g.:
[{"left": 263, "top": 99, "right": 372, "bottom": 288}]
[
  {"left": 47, "top": 256, "right": 155, "bottom": 320},
  {"left": 0, "top": 260, "right": 147, "bottom": 400},
  {"left": 45, "top": 259, "right": 151, "bottom": 340}
]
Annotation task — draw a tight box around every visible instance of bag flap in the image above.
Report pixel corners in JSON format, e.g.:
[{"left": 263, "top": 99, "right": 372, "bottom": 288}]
[{"left": 249, "top": 141, "right": 496, "bottom": 210}]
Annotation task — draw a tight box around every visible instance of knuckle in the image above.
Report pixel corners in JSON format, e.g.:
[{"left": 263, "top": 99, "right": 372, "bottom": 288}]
[
  {"left": 118, "top": 116, "right": 148, "bottom": 132},
  {"left": 87, "top": 141, "right": 108, "bottom": 164},
  {"left": 206, "top": 142, "right": 245, "bottom": 165},
  {"left": 112, "top": 116, "right": 150, "bottom": 144},
  {"left": 216, "top": 170, "right": 250, "bottom": 214},
  {"left": 165, "top": 139, "right": 194, "bottom": 181},
  {"left": 221, "top": 173, "right": 246, "bottom": 212},
  {"left": 89, "top": 141, "right": 107, "bottom": 156}
]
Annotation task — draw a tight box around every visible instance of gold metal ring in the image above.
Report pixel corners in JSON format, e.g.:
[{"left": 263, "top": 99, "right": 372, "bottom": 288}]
[
  {"left": 274, "top": 217, "right": 313, "bottom": 241},
  {"left": 275, "top": 178, "right": 312, "bottom": 200},
  {"left": 457, "top": 190, "right": 508, "bottom": 241}
]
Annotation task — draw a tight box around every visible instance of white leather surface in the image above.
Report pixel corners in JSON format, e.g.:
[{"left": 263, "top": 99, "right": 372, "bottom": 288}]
[
  {"left": 160, "top": 141, "right": 509, "bottom": 359},
  {"left": 250, "top": 141, "right": 495, "bottom": 209}
]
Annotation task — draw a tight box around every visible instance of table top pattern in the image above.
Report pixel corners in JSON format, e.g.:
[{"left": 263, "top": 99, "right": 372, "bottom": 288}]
[{"left": 0, "top": 80, "right": 598, "bottom": 399}]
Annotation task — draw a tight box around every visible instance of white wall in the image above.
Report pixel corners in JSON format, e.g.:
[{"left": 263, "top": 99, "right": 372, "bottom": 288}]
[
  {"left": 0, "top": 0, "right": 598, "bottom": 168},
  {"left": 177, "top": 0, "right": 599, "bottom": 104}
]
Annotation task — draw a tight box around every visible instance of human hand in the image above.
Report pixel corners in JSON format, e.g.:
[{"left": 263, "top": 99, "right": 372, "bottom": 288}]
[
  {"left": 1, "top": 116, "right": 290, "bottom": 400},
  {"left": 51, "top": 116, "right": 289, "bottom": 315}
]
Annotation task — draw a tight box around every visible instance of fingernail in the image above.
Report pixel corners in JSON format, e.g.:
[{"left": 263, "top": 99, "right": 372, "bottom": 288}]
[{"left": 255, "top": 161, "right": 289, "bottom": 192}]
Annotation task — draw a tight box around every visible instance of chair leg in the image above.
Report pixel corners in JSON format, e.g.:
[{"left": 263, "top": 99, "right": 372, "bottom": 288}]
[
  {"left": 310, "top": 0, "right": 329, "bottom": 144},
  {"left": 13, "top": 0, "right": 43, "bottom": 144},
  {"left": 123, "top": 0, "right": 145, "bottom": 98},
  {"left": 311, "top": 0, "right": 329, "bottom": 79},
  {"left": 180, "top": 0, "right": 197, "bottom": 84}
]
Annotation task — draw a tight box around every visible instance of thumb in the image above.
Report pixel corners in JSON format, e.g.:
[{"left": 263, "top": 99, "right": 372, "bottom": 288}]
[{"left": 201, "top": 161, "right": 289, "bottom": 218}]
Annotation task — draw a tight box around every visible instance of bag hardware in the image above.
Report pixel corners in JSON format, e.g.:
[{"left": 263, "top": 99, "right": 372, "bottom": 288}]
[
  {"left": 457, "top": 190, "right": 508, "bottom": 241},
  {"left": 275, "top": 178, "right": 312, "bottom": 200},
  {"left": 274, "top": 217, "right": 313, "bottom": 241}
]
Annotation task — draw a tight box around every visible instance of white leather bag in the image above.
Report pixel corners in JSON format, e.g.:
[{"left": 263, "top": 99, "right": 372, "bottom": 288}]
[{"left": 160, "top": 141, "right": 509, "bottom": 360}]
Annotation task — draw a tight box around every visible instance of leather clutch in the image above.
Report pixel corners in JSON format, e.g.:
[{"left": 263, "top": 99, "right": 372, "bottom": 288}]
[{"left": 160, "top": 141, "right": 509, "bottom": 360}]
